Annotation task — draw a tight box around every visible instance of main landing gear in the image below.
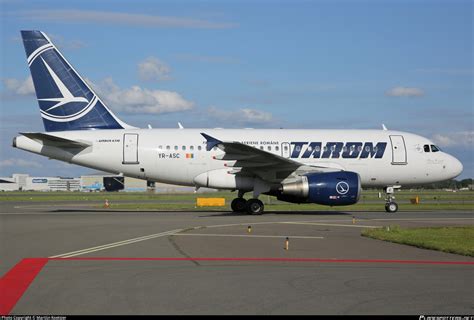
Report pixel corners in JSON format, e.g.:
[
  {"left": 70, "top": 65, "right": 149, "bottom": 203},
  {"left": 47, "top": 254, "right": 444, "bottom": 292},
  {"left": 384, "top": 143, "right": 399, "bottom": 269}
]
[
  {"left": 231, "top": 192, "right": 264, "bottom": 215},
  {"left": 231, "top": 197, "right": 264, "bottom": 215},
  {"left": 383, "top": 186, "right": 399, "bottom": 213}
]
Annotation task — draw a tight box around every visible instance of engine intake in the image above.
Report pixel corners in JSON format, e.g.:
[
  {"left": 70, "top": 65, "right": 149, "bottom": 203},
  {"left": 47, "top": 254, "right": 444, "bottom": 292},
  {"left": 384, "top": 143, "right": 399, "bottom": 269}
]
[{"left": 279, "top": 171, "right": 361, "bottom": 206}]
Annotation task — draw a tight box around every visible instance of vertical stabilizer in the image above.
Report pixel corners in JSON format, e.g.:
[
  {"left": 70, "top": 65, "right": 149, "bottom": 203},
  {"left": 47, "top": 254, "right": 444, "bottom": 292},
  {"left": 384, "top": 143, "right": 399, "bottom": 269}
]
[{"left": 21, "top": 30, "right": 134, "bottom": 132}]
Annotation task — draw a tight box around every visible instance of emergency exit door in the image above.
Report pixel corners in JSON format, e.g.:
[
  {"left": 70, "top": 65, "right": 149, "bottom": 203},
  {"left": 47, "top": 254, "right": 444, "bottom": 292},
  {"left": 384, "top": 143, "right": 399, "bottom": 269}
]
[
  {"left": 123, "top": 134, "right": 139, "bottom": 164},
  {"left": 389, "top": 135, "right": 407, "bottom": 165}
]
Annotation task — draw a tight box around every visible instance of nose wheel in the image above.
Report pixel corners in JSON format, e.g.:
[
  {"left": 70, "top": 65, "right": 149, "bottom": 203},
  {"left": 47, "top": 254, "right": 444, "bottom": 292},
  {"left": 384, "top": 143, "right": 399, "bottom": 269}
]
[
  {"left": 383, "top": 186, "right": 400, "bottom": 213},
  {"left": 385, "top": 201, "right": 398, "bottom": 213}
]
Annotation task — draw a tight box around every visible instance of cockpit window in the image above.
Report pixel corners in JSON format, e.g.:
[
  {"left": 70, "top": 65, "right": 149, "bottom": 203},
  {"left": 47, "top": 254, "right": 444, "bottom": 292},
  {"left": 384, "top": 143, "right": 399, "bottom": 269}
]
[
  {"left": 431, "top": 145, "right": 441, "bottom": 152},
  {"left": 423, "top": 145, "right": 430, "bottom": 152}
]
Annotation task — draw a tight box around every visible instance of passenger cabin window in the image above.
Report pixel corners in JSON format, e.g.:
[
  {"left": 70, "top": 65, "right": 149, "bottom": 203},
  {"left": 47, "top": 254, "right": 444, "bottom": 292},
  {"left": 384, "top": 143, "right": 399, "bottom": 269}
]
[
  {"left": 174, "top": 146, "right": 178, "bottom": 150},
  {"left": 431, "top": 145, "right": 440, "bottom": 152},
  {"left": 267, "top": 146, "right": 271, "bottom": 151},
  {"left": 166, "top": 145, "right": 170, "bottom": 150},
  {"left": 182, "top": 146, "right": 186, "bottom": 151},
  {"left": 198, "top": 146, "right": 202, "bottom": 151},
  {"left": 424, "top": 145, "right": 430, "bottom": 152},
  {"left": 190, "top": 146, "right": 194, "bottom": 151},
  {"left": 275, "top": 146, "right": 280, "bottom": 151}
]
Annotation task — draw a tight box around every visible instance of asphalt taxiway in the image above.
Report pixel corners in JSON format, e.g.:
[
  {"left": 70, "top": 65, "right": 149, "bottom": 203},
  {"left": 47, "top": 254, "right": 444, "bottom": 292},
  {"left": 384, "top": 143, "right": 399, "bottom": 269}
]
[{"left": 0, "top": 201, "right": 473, "bottom": 315}]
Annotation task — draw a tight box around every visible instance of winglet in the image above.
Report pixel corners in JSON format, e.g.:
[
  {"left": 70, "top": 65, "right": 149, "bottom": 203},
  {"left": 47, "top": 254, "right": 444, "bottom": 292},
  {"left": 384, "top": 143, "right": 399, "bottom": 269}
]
[{"left": 200, "top": 133, "right": 222, "bottom": 151}]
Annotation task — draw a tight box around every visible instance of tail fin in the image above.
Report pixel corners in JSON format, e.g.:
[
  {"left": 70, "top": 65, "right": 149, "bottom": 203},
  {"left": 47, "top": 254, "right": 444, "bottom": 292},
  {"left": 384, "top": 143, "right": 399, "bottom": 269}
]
[{"left": 20, "top": 30, "right": 133, "bottom": 132}]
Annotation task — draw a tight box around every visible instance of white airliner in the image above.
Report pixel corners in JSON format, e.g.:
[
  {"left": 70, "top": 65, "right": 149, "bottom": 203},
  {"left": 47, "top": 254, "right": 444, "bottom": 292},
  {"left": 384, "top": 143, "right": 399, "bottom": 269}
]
[{"left": 13, "top": 31, "right": 463, "bottom": 214}]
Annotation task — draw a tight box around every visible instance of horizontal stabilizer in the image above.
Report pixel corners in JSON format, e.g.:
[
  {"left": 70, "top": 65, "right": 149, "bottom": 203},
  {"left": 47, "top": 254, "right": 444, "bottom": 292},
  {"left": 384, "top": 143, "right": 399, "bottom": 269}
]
[{"left": 20, "top": 132, "right": 91, "bottom": 148}]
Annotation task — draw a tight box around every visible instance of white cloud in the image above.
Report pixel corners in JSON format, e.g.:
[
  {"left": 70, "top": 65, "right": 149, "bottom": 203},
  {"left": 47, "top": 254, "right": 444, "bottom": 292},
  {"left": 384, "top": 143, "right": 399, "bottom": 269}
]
[
  {"left": 385, "top": 86, "right": 424, "bottom": 97},
  {"left": 0, "top": 158, "right": 43, "bottom": 168},
  {"left": 208, "top": 106, "right": 274, "bottom": 125},
  {"left": 138, "top": 57, "right": 171, "bottom": 81},
  {"left": 432, "top": 131, "right": 474, "bottom": 147},
  {"left": 2, "top": 76, "right": 35, "bottom": 96},
  {"left": 90, "top": 77, "right": 194, "bottom": 114},
  {"left": 240, "top": 108, "right": 273, "bottom": 123},
  {"left": 21, "top": 10, "right": 237, "bottom": 29}
]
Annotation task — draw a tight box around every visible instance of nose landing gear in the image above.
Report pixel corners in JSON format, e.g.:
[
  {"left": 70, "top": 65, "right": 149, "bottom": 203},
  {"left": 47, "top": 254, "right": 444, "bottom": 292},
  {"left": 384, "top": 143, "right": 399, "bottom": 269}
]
[
  {"left": 384, "top": 186, "right": 400, "bottom": 213},
  {"left": 385, "top": 201, "right": 399, "bottom": 213}
]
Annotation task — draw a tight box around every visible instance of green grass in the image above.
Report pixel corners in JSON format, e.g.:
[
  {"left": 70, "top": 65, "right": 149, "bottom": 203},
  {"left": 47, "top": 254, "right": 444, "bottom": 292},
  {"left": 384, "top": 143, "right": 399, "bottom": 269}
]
[
  {"left": 0, "top": 190, "right": 472, "bottom": 201},
  {"left": 0, "top": 190, "right": 472, "bottom": 211},
  {"left": 362, "top": 226, "right": 474, "bottom": 257}
]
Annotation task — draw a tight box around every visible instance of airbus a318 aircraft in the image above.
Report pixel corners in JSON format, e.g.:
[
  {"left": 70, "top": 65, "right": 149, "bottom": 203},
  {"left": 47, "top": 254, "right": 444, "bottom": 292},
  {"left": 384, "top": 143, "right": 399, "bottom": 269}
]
[{"left": 13, "top": 31, "right": 463, "bottom": 214}]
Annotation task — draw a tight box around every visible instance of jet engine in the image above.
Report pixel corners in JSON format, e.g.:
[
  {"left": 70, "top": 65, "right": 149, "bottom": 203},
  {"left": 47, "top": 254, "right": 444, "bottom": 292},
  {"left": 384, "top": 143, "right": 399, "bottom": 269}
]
[{"left": 277, "top": 171, "right": 361, "bottom": 206}]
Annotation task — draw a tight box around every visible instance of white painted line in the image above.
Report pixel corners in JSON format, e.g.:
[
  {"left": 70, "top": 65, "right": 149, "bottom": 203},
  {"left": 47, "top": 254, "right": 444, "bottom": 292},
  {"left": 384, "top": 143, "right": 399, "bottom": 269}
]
[
  {"left": 281, "top": 222, "right": 380, "bottom": 229},
  {"left": 368, "top": 218, "right": 474, "bottom": 222},
  {"left": 205, "top": 222, "right": 283, "bottom": 229},
  {"left": 173, "top": 233, "right": 324, "bottom": 239},
  {"left": 50, "top": 229, "right": 182, "bottom": 258}
]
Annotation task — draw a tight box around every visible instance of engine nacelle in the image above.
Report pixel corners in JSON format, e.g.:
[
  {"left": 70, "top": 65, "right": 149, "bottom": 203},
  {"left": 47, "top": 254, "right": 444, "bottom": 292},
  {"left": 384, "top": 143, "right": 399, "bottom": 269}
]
[{"left": 278, "top": 171, "right": 361, "bottom": 206}]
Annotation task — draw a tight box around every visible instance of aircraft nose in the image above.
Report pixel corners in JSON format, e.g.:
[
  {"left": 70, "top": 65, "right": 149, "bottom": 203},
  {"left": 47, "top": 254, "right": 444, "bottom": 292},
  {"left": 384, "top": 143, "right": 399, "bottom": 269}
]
[{"left": 449, "top": 155, "right": 463, "bottom": 178}]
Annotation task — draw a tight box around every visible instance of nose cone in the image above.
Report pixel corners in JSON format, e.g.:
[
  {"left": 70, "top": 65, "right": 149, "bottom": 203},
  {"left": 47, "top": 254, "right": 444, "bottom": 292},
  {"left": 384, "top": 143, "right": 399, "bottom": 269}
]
[{"left": 449, "top": 156, "right": 463, "bottom": 179}]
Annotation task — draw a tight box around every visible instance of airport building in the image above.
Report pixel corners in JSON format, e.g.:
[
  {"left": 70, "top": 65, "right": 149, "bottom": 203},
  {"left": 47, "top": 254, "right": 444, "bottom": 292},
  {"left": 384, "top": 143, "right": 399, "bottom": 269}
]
[
  {"left": 0, "top": 174, "right": 81, "bottom": 192},
  {"left": 81, "top": 173, "right": 148, "bottom": 192},
  {"left": 0, "top": 173, "right": 215, "bottom": 193}
]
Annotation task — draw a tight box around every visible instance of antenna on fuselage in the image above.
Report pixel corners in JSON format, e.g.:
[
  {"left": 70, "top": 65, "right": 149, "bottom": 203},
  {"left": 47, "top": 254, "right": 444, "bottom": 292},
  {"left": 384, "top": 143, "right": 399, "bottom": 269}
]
[
  {"left": 178, "top": 122, "right": 184, "bottom": 129},
  {"left": 382, "top": 124, "right": 388, "bottom": 131}
]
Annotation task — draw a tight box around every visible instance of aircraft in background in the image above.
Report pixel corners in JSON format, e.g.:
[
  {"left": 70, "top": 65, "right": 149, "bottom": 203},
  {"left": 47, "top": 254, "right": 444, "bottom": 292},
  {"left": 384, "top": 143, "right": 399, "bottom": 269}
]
[{"left": 13, "top": 31, "right": 463, "bottom": 214}]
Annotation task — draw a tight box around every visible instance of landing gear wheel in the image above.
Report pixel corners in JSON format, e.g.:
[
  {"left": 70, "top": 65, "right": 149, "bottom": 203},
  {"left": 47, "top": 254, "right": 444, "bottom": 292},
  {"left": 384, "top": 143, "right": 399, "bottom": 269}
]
[
  {"left": 231, "top": 198, "right": 247, "bottom": 212},
  {"left": 385, "top": 202, "right": 398, "bottom": 213},
  {"left": 246, "top": 199, "right": 264, "bottom": 215}
]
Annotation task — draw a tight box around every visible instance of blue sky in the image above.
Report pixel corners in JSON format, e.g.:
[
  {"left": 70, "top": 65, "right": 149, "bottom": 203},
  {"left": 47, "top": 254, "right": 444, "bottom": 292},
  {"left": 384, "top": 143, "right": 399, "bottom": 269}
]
[{"left": 1, "top": 0, "right": 472, "bottom": 179}]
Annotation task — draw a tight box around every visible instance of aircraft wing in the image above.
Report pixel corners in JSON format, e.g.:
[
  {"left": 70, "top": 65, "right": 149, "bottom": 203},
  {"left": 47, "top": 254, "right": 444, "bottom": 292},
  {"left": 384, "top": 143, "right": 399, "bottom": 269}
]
[
  {"left": 20, "top": 132, "right": 91, "bottom": 148},
  {"left": 201, "top": 133, "right": 340, "bottom": 182}
]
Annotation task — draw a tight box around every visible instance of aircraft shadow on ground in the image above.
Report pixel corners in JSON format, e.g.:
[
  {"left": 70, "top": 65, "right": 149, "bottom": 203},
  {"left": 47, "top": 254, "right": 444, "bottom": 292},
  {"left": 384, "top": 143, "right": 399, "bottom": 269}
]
[
  {"left": 199, "top": 211, "right": 355, "bottom": 217},
  {"left": 51, "top": 209, "right": 354, "bottom": 216}
]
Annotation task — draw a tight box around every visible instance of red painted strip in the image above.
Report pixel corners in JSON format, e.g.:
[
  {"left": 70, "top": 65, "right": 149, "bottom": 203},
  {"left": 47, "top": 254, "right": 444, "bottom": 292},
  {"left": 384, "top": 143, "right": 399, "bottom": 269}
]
[
  {"left": 48, "top": 257, "right": 474, "bottom": 265},
  {"left": 0, "top": 256, "right": 471, "bottom": 314},
  {"left": 0, "top": 258, "right": 48, "bottom": 315}
]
